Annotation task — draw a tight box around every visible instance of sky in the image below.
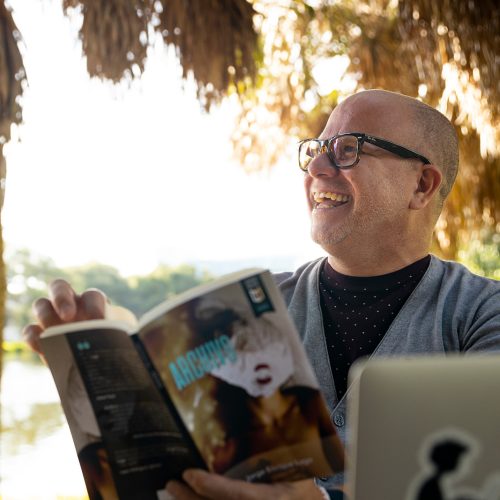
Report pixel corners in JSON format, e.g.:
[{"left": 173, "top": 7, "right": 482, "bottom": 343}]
[{"left": 3, "top": 0, "right": 324, "bottom": 277}]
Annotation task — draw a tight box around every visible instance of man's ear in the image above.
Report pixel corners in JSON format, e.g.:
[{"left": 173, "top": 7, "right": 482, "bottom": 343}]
[{"left": 409, "top": 164, "right": 443, "bottom": 210}]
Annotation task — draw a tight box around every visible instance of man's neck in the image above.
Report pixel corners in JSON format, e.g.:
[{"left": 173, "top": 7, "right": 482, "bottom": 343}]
[{"left": 326, "top": 245, "right": 430, "bottom": 277}]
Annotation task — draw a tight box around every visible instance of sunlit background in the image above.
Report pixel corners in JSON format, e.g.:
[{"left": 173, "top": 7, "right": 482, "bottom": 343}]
[
  {"left": 1, "top": 0, "right": 499, "bottom": 499},
  {"left": 2, "top": 1, "right": 322, "bottom": 275}
]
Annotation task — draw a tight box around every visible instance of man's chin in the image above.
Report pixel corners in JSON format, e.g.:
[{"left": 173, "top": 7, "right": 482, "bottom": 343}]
[{"left": 311, "top": 228, "right": 349, "bottom": 251}]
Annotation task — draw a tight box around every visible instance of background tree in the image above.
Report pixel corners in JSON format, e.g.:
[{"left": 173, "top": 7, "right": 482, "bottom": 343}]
[
  {"left": 6, "top": 249, "right": 68, "bottom": 331},
  {"left": 5, "top": 249, "right": 213, "bottom": 333}
]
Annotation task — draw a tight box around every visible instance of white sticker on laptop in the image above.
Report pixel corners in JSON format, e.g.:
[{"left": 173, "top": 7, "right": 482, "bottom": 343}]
[{"left": 406, "top": 427, "right": 483, "bottom": 500}]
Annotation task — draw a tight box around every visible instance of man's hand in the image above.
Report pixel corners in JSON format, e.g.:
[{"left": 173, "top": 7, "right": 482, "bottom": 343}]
[
  {"left": 166, "top": 469, "right": 326, "bottom": 500},
  {"left": 22, "top": 278, "right": 108, "bottom": 355}
]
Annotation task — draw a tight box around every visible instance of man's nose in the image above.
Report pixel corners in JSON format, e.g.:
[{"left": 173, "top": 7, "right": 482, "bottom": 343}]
[{"left": 306, "top": 152, "right": 339, "bottom": 178}]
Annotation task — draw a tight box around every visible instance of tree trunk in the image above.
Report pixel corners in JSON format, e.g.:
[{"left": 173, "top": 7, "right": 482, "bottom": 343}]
[{"left": 0, "top": 145, "right": 5, "bottom": 381}]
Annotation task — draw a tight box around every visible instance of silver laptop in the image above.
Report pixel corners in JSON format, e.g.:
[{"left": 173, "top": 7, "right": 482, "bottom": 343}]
[{"left": 346, "top": 355, "right": 500, "bottom": 500}]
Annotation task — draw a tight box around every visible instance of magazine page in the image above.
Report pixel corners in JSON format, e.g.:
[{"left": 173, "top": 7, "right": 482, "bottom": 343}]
[
  {"left": 41, "top": 321, "right": 203, "bottom": 500},
  {"left": 137, "top": 269, "right": 345, "bottom": 483}
]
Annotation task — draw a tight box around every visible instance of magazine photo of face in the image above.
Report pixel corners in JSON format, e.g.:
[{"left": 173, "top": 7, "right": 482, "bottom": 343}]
[{"left": 199, "top": 298, "right": 295, "bottom": 398}]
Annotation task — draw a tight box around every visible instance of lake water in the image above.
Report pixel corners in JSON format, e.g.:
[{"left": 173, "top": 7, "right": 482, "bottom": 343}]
[{"left": 1, "top": 353, "right": 88, "bottom": 500}]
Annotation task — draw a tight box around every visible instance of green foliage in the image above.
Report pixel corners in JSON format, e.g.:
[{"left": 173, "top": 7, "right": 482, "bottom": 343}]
[
  {"left": 67, "top": 262, "right": 135, "bottom": 311},
  {"left": 124, "top": 264, "right": 213, "bottom": 316},
  {"left": 5, "top": 249, "right": 214, "bottom": 336},
  {"left": 6, "top": 235, "right": 497, "bottom": 342},
  {"left": 2, "top": 339, "right": 33, "bottom": 354},
  {"left": 6, "top": 249, "right": 70, "bottom": 330},
  {"left": 1, "top": 398, "right": 65, "bottom": 449},
  {"left": 458, "top": 232, "right": 500, "bottom": 280}
]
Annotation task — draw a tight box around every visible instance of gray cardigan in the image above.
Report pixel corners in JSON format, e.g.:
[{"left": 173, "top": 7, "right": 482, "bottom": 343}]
[{"left": 274, "top": 255, "right": 500, "bottom": 488}]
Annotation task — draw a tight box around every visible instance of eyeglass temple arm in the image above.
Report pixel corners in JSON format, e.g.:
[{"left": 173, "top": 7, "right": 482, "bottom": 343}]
[{"left": 365, "top": 135, "right": 430, "bottom": 164}]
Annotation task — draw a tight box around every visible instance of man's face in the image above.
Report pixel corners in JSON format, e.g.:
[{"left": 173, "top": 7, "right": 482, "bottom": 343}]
[
  {"left": 210, "top": 316, "right": 294, "bottom": 398},
  {"left": 303, "top": 93, "right": 423, "bottom": 256}
]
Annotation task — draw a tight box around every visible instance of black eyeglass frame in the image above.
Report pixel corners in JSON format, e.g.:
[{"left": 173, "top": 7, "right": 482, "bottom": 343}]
[{"left": 298, "top": 132, "right": 431, "bottom": 171}]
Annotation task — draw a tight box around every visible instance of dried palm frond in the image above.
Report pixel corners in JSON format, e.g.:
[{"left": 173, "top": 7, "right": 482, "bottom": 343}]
[
  {"left": 398, "top": 0, "right": 499, "bottom": 257},
  {"left": 63, "top": 0, "right": 153, "bottom": 82},
  {"left": 231, "top": 1, "right": 306, "bottom": 171},
  {"left": 399, "top": 0, "right": 499, "bottom": 112},
  {"left": 436, "top": 130, "right": 500, "bottom": 258},
  {"left": 157, "top": 0, "right": 258, "bottom": 110},
  {"left": 231, "top": 0, "right": 354, "bottom": 171},
  {"left": 398, "top": 0, "right": 499, "bottom": 159},
  {"left": 0, "top": 0, "right": 26, "bottom": 210}
]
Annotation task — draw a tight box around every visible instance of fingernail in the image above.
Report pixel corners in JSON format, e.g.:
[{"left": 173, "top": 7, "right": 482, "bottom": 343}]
[
  {"left": 59, "top": 303, "right": 73, "bottom": 321},
  {"left": 182, "top": 470, "right": 194, "bottom": 482},
  {"left": 166, "top": 480, "right": 179, "bottom": 493},
  {"left": 183, "top": 468, "right": 205, "bottom": 483}
]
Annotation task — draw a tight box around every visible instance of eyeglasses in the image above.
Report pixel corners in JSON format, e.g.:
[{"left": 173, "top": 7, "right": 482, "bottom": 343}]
[{"left": 298, "top": 132, "right": 431, "bottom": 171}]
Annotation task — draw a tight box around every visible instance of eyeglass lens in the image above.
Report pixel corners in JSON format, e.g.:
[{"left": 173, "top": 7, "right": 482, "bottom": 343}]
[{"left": 300, "top": 135, "right": 359, "bottom": 170}]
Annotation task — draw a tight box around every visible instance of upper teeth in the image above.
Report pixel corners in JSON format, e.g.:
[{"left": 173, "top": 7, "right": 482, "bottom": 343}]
[{"left": 313, "top": 192, "right": 349, "bottom": 202}]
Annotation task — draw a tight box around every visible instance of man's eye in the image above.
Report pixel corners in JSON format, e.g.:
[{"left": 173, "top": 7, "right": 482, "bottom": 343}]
[{"left": 335, "top": 145, "right": 355, "bottom": 157}]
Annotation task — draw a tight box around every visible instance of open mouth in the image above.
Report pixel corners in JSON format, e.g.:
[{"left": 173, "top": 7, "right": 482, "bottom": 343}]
[
  {"left": 255, "top": 363, "right": 270, "bottom": 371},
  {"left": 312, "top": 191, "right": 350, "bottom": 209},
  {"left": 256, "top": 376, "right": 272, "bottom": 385},
  {"left": 255, "top": 364, "right": 272, "bottom": 385}
]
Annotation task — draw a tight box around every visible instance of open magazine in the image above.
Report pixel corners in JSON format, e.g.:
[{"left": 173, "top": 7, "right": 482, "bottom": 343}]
[{"left": 40, "top": 268, "right": 344, "bottom": 500}]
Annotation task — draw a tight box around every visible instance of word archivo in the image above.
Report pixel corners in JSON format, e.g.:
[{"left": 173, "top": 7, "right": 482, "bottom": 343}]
[{"left": 169, "top": 335, "right": 237, "bottom": 390}]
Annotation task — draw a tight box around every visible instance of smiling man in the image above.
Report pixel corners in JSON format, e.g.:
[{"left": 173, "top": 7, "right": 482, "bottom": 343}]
[
  {"left": 302, "top": 90, "right": 451, "bottom": 276},
  {"left": 24, "top": 89, "right": 500, "bottom": 500}
]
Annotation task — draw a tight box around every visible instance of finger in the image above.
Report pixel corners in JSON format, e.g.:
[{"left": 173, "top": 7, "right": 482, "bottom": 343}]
[
  {"left": 182, "top": 471, "right": 320, "bottom": 500},
  {"left": 22, "top": 323, "right": 44, "bottom": 355},
  {"left": 182, "top": 470, "right": 264, "bottom": 500},
  {"left": 33, "top": 297, "right": 65, "bottom": 328},
  {"left": 166, "top": 480, "right": 206, "bottom": 500},
  {"left": 78, "top": 289, "right": 108, "bottom": 320},
  {"left": 48, "top": 279, "right": 78, "bottom": 322}
]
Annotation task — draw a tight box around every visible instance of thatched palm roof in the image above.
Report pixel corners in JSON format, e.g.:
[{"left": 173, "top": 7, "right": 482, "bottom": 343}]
[{"left": 62, "top": 0, "right": 258, "bottom": 109}]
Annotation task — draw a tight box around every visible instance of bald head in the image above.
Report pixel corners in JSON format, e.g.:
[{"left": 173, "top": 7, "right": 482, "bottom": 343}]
[{"left": 333, "top": 89, "right": 459, "bottom": 203}]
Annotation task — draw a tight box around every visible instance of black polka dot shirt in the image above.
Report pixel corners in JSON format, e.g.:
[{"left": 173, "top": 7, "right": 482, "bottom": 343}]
[{"left": 319, "top": 255, "right": 431, "bottom": 400}]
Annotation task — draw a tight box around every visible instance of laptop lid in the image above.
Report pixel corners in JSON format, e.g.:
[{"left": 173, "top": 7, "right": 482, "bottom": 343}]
[{"left": 346, "top": 355, "right": 500, "bottom": 500}]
